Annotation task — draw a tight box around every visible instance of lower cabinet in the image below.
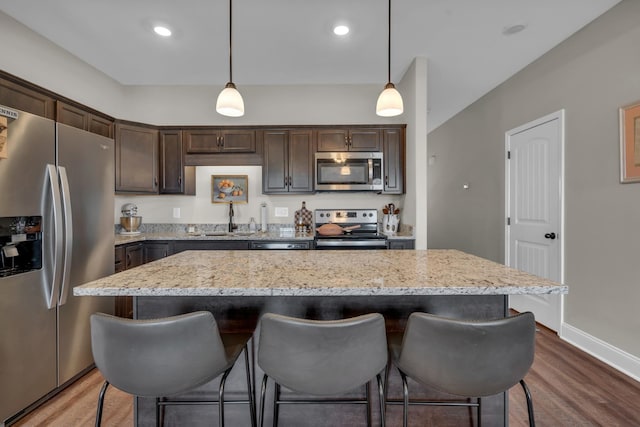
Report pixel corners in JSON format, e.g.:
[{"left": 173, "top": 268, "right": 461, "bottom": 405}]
[
  {"left": 144, "top": 242, "right": 173, "bottom": 263},
  {"left": 388, "top": 240, "right": 415, "bottom": 250},
  {"left": 114, "top": 242, "right": 144, "bottom": 318}
]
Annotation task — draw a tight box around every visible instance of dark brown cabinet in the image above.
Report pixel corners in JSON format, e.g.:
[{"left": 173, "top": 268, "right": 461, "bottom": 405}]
[
  {"left": 388, "top": 240, "right": 415, "bottom": 249},
  {"left": 56, "top": 101, "right": 114, "bottom": 138},
  {"left": 159, "top": 130, "right": 195, "bottom": 195},
  {"left": 144, "top": 242, "right": 173, "bottom": 263},
  {"left": 0, "top": 77, "right": 55, "bottom": 119},
  {"left": 382, "top": 127, "right": 405, "bottom": 194},
  {"left": 114, "top": 242, "right": 144, "bottom": 318},
  {"left": 317, "top": 128, "right": 381, "bottom": 152},
  {"left": 263, "top": 129, "right": 314, "bottom": 193},
  {"left": 115, "top": 122, "right": 159, "bottom": 194},
  {"left": 184, "top": 128, "right": 256, "bottom": 154}
]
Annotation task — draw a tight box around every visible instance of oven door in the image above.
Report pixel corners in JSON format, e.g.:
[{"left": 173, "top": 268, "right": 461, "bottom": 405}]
[{"left": 314, "top": 238, "right": 388, "bottom": 250}]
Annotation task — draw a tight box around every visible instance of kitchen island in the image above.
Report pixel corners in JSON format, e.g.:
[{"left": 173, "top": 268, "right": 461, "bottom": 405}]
[{"left": 75, "top": 249, "right": 566, "bottom": 427}]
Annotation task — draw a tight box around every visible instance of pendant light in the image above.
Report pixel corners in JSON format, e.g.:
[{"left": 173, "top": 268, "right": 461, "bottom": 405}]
[
  {"left": 376, "top": 0, "right": 403, "bottom": 117},
  {"left": 216, "top": 0, "right": 245, "bottom": 117}
]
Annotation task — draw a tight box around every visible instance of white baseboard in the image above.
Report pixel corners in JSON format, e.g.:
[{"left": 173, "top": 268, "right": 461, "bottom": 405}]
[{"left": 560, "top": 322, "right": 640, "bottom": 383}]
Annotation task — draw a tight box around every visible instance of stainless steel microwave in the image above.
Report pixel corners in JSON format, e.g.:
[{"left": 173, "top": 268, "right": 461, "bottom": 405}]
[{"left": 315, "top": 152, "right": 383, "bottom": 191}]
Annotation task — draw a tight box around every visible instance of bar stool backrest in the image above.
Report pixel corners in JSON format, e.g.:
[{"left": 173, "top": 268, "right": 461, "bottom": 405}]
[
  {"left": 258, "top": 313, "right": 387, "bottom": 396},
  {"left": 90, "top": 311, "right": 229, "bottom": 397},
  {"left": 397, "top": 311, "right": 535, "bottom": 397}
]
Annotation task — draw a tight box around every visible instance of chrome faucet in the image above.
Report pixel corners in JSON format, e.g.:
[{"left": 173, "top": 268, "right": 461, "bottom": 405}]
[{"left": 228, "top": 201, "right": 237, "bottom": 232}]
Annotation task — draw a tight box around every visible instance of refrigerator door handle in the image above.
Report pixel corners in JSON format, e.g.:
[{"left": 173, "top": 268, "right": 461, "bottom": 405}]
[
  {"left": 46, "top": 165, "right": 64, "bottom": 310},
  {"left": 58, "top": 166, "right": 73, "bottom": 306}
]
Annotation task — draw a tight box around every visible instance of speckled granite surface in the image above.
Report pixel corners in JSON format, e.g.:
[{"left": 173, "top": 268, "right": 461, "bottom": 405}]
[{"left": 75, "top": 249, "right": 567, "bottom": 297}]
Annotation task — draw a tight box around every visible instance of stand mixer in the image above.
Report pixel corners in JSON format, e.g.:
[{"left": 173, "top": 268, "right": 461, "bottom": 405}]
[{"left": 120, "top": 203, "right": 142, "bottom": 234}]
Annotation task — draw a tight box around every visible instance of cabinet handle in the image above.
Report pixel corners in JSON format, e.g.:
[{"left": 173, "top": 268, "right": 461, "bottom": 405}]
[
  {"left": 288, "top": 176, "right": 293, "bottom": 186},
  {"left": 385, "top": 176, "right": 389, "bottom": 185},
  {"left": 345, "top": 136, "right": 349, "bottom": 147},
  {"left": 220, "top": 136, "right": 224, "bottom": 148},
  {"left": 178, "top": 176, "right": 182, "bottom": 185},
  {"left": 126, "top": 253, "right": 131, "bottom": 267},
  {"left": 216, "top": 136, "right": 221, "bottom": 147},
  {"left": 154, "top": 177, "right": 158, "bottom": 187}
]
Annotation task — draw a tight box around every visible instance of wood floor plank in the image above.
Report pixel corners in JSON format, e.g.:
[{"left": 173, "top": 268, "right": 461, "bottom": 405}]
[{"left": 10, "top": 323, "right": 640, "bottom": 426}]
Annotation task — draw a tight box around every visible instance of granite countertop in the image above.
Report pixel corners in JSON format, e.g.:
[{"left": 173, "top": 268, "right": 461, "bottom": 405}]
[
  {"left": 115, "top": 231, "right": 315, "bottom": 246},
  {"left": 75, "top": 249, "right": 567, "bottom": 297},
  {"left": 114, "top": 230, "right": 414, "bottom": 246}
]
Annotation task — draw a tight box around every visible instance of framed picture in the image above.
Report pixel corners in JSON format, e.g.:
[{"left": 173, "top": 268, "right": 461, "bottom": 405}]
[
  {"left": 211, "top": 175, "right": 248, "bottom": 203},
  {"left": 620, "top": 101, "right": 640, "bottom": 183}
]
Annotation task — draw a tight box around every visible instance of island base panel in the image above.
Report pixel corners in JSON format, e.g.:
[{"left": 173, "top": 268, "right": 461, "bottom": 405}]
[{"left": 133, "top": 295, "right": 508, "bottom": 426}]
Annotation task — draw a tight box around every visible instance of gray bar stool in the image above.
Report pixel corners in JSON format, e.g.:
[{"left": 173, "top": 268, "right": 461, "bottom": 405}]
[
  {"left": 257, "top": 313, "right": 388, "bottom": 427},
  {"left": 388, "top": 311, "right": 536, "bottom": 427},
  {"left": 90, "top": 311, "right": 256, "bottom": 427}
]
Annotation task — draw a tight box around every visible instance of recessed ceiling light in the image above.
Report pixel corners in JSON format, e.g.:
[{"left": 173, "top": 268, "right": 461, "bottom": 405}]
[
  {"left": 153, "top": 26, "right": 172, "bottom": 37},
  {"left": 333, "top": 25, "right": 350, "bottom": 36},
  {"left": 502, "top": 23, "right": 527, "bottom": 36}
]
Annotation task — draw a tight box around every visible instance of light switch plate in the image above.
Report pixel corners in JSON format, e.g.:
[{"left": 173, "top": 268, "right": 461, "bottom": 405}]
[
  {"left": 274, "top": 207, "right": 289, "bottom": 217},
  {"left": 173, "top": 207, "right": 181, "bottom": 218}
]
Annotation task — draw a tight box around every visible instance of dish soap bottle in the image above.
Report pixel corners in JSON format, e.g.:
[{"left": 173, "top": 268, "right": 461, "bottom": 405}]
[{"left": 249, "top": 217, "right": 257, "bottom": 233}]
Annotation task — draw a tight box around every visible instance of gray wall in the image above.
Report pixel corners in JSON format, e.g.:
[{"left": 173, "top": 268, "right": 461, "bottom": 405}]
[{"left": 428, "top": 0, "right": 640, "bottom": 358}]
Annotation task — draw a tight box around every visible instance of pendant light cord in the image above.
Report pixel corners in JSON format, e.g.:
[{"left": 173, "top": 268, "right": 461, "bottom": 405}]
[
  {"left": 387, "top": 0, "right": 391, "bottom": 84},
  {"left": 228, "top": 0, "right": 233, "bottom": 83}
]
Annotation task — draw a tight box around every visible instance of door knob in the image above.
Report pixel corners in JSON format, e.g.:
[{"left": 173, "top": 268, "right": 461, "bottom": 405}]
[{"left": 544, "top": 232, "right": 556, "bottom": 240}]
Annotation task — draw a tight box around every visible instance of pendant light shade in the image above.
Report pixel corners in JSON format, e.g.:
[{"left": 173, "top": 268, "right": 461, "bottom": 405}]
[
  {"left": 376, "top": 0, "right": 403, "bottom": 117},
  {"left": 216, "top": 82, "right": 244, "bottom": 117},
  {"left": 216, "top": 0, "right": 244, "bottom": 117}
]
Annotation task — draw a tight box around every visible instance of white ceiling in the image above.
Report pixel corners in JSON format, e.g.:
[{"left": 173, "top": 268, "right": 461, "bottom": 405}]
[{"left": 0, "top": 0, "right": 621, "bottom": 130}]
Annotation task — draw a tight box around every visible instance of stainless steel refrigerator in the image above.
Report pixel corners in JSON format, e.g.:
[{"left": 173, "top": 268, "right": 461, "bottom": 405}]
[{"left": 0, "top": 106, "right": 114, "bottom": 425}]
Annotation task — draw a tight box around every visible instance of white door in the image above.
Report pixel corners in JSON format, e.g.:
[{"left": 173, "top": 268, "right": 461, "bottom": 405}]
[{"left": 506, "top": 111, "right": 564, "bottom": 331}]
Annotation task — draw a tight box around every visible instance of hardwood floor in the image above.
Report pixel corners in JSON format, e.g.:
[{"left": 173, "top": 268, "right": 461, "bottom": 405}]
[{"left": 11, "top": 324, "right": 640, "bottom": 426}]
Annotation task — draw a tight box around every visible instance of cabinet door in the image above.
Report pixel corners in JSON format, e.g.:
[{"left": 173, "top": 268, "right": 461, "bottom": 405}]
[
  {"left": 349, "top": 128, "right": 381, "bottom": 151},
  {"left": 184, "top": 129, "right": 220, "bottom": 153},
  {"left": 383, "top": 128, "right": 404, "bottom": 194},
  {"left": 288, "top": 130, "right": 314, "bottom": 192},
  {"left": 317, "top": 129, "right": 349, "bottom": 151},
  {"left": 124, "top": 243, "right": 144, "bottom": 269},
  {"left": 56, "top": 101, "right": 88, "bottom": 130},
  {"left": 115, "top": 123, "right": 159, "bottom": 193},
  {"left": 219, "top": 129, "right": 256, "bottom": 153},
  {"left": 88, "top": 114, "right": 114, "bottom": 138},
  {"left": 173, "top": 240, "right": 250, "bottom": 252},
  {"left": 263, "top": 130, "right": 289, "bottom": 193},
  {"left": 144, "top": 242, "right": 172, "bottom": 263},
  {"left": 0, "top": 78, "right": 55, "bottom": 119},
  {"left": 114, "top": 246, "right": 125, "bottom": 273},
  {"left": 159, "top": 130, "right": 185, "bottom": 194}
]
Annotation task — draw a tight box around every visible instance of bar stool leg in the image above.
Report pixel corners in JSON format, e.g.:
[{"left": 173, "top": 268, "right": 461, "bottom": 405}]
[
  {"left": 95, "top": 381, "right": 109, "bottom": 427},
  {"left": 400, "top": 371, "right": 409, "bottom": 427},
  {"left": 244, "top": 344, "right": 257, "bottom": 427},
  {"left": 273, "top": 382, "right": 281, "bottom": 427},
  {"left": 477, "top": 397, "right": 482, "bottom": 427},
  {"left": 376, "top": 373, "right": 386, "bottom": 427},
  {"left": 259, "top": 374, "right": 269, "bottom": 427},
  {"left": 520, "top": 379, "right": 536, "bottom": 427},
  {"left": 219, "top": 368, "right": 233, "bottom": 427}
]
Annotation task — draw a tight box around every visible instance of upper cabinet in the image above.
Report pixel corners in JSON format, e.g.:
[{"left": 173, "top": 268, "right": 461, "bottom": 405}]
[
  {"left": 115, "top": 122, "right": 159, "bottom": 194},
  {"left": 56, "top": 101, "right": 114, "bottom": 138},
  {"left": 382, "top": 127, "right": 405, "bottom": 194},
  {"left": 0, "top": 77, "right": 55, "bottom": 119},
  {"left": 184, "top": 128, "right": 256, "bottom": 154},
  {"left": 263, "top": 129, "right": 314, "bottom": 194},
  {"left": 316, "top": 127, "right": 381, "bottom": 152},
  {"left": 159, "top": 130, "right": 195, "bottom": 195}
]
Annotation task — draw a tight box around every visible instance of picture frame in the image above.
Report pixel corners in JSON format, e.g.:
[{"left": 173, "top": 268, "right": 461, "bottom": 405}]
[
  {"left": 211, "top": 175, "right": 248, "bottom": 203},
  {"left": 619, "top": 101, "right": 640, "bottom": 183}
]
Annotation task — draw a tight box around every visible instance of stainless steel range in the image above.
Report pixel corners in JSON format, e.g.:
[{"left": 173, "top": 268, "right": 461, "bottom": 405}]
[{"left": 314, "top": 209, "right": 387, "bottom": 249}]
